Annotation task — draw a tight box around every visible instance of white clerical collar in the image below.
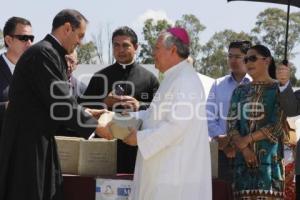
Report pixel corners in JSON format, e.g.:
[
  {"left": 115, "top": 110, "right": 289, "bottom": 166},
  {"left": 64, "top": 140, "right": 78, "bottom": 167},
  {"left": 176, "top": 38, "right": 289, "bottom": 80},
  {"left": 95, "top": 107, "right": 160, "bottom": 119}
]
[
  {"left": 163, "top": 59, "right": 188, "bottom": 77},
  {"left": 49, "top": 34, "right": 63, "bottom": 46},
  {"left": 118, "top": 59, "right": 135, "bottom": 69},
  {"left": 2, "top": 53, "right": 15, "bottom": 74}
]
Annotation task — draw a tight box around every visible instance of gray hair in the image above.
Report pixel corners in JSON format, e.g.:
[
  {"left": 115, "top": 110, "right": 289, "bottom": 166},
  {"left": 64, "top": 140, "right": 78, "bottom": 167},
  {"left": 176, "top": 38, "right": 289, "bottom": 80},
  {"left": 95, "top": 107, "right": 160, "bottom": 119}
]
[{"left": 159, "top": 31, "right": 190, "bottom": 59}]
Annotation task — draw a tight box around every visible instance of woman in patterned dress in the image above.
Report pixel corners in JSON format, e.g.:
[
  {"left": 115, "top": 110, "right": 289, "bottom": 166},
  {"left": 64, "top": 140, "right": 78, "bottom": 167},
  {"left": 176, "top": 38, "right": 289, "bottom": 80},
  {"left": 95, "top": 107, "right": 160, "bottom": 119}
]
[{"left": 226, "top": 44, "right": 286, "bottom": 200}]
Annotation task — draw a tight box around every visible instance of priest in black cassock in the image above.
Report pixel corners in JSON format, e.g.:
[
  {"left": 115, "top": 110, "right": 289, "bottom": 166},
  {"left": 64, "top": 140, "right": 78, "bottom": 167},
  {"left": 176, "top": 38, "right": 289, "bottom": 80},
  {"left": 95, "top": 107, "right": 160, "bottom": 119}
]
[
  {"left": 0, "top": 9, "right": 112, "bottom": 200},
  {"left": 79, "top": 26, "right": 159, "bottom": 173}
]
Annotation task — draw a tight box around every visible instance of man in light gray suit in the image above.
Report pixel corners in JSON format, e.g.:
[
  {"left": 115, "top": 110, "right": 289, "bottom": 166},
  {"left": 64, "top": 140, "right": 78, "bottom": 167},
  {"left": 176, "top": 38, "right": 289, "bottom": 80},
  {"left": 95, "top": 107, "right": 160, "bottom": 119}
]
[{"left": 276, "top": 64, "right": 300, "bottom": 199}]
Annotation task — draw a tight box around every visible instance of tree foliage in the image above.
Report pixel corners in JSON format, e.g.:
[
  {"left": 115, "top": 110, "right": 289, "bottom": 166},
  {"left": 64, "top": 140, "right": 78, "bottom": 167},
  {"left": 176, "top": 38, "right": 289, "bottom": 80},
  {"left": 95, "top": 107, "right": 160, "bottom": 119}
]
[
  {"left": 137, "top": 9, "right": 300, "bottom": 84},
  {"left": 175, "top": 14, "right": 206, "bottom": 70},
  {"left": 251, "top": 8, "right": 300, "bottom": 61},
  {"left": 138, "top": 19, "right": 171, "bottom": 64},
  {"left": 251, "top": 8, "right": 300, "bottom": 85},
  {"left": 200, "top": 30, "right": 253, "bottom": 78},
  {"left": 289, "top": 63, "right": 298, "bottom": 86},
  {"left": 0, "top": 29, "right": 4, "bottom": 51},
  {"left": 76, "top": 41, "right": 97, "bottom": 64}
]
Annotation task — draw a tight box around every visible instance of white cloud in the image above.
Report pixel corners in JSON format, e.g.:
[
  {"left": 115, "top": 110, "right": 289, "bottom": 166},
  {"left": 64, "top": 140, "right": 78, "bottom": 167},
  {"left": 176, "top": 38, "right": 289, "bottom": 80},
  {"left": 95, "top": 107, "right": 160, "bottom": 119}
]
[
  {"left": 137, "top": 9, "right": 174, "bottom": 25},
  {"left": 130, "top": 9, "right": 174, "bottom": 35}
]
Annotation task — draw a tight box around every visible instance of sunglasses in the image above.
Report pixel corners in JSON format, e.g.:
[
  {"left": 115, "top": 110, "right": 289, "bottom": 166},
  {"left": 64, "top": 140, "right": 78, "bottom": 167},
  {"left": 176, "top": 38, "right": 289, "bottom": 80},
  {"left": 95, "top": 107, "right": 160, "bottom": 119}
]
[
  {"left": 244, "top": 55, "right": 266, "bottom": 64},
  {"left": 11, "top": 34, "right": 34, "bottom": 42}
]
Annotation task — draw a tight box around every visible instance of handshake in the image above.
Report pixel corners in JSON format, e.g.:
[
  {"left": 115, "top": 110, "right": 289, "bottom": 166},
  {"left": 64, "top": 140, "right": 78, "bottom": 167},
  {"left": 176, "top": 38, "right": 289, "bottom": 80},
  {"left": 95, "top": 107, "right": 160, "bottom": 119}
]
[{"left": 85, "top": 108, "right": 142, "bottom": 145}]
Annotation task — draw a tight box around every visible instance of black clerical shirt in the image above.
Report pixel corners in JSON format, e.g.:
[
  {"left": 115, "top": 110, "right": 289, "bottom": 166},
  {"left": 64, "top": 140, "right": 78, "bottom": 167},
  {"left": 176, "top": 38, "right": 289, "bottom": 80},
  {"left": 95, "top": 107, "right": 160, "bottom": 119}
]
[{"left": 79, "top": 62, "right": 159, "bottom": 173}]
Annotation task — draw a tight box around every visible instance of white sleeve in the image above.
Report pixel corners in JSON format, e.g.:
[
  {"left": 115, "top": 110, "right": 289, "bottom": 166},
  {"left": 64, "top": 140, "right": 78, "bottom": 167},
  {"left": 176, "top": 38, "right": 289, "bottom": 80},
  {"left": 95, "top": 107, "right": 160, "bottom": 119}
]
[{"left": 136, "top": 90, "right": 201, "bottom": 160}]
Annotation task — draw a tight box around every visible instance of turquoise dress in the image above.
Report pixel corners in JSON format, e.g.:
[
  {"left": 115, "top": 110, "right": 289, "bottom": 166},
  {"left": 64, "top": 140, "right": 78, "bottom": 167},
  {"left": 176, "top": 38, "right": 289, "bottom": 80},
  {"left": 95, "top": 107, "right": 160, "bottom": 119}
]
[{"left": 227, "top": 82, "right": 285, "bottom": 199}]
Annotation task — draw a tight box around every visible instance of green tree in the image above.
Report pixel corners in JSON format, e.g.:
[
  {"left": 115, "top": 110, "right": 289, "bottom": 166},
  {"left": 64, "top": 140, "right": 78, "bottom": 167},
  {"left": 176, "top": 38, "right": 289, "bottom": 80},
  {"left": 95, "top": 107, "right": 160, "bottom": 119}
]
[
  {"left": 296, "top": 79, "right": 300, "bottom": 87},
  {"left": 76, "top": 41, "right": 97, "bottom": 64},
  {"left": 251, "top": 8, "right": 300, "bottom": 85},
  {"left": 138, "top": 18, "right": 172, "bottom": 64},
  {"left": 0, "top": 29, "right": 4, "bottom": 51},
  {"left": 200, "top": 30, "right": 253, "bottom": 78},
  {"left": 175, "top": 14, "right": 206, "bottom": 70},
  {"left": 289, "top": 63, "right": 298, "bottom": 86},
  {"left": 251, "top": 8, "right": 300, "bottom": 61}
]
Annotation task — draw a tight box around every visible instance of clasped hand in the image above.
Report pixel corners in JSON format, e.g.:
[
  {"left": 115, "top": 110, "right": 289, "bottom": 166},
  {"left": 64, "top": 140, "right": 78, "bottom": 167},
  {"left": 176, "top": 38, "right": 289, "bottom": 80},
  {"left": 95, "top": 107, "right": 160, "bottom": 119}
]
[
  {"left": 232, "top": 135, "right": 252, "bottom": 150},
  {"left": 104, "top": 93, "right": 140, "bottom": 111},
  {"left": 232, "top": 135, "right": 258, "bottom": 167},
  {"left": 84, "top": 108, "right": 114, "bottom": 140}
]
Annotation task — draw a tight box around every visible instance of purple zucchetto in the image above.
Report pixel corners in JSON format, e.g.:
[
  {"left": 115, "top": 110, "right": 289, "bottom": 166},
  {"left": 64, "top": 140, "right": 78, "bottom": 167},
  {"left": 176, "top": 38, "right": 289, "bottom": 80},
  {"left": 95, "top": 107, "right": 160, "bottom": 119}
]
[{"left": 167, "top": 27, "right": 190, "bottom": 45}]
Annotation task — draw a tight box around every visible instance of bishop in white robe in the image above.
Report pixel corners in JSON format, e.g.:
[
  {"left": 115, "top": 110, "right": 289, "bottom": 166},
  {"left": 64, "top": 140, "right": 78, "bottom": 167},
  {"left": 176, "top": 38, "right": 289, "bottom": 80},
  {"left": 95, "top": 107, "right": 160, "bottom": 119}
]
[{"left": 123, "top": 27, "right": 212, "bottom": 200}]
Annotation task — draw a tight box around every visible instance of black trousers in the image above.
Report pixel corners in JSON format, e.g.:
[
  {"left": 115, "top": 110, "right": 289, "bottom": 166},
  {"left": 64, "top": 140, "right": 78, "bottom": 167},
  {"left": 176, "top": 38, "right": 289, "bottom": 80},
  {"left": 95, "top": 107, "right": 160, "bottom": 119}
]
[{"left": 218, "top": 150, "right": 234, "bottom": 183}]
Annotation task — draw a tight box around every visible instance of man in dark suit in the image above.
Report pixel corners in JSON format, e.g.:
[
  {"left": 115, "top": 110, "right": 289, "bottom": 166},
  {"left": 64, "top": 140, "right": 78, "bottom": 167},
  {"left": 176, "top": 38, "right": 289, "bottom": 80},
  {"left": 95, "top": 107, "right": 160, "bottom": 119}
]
[
  {"left": 79, "top": 26, "right": 160, "bottom": 173},
  {"left": 0, "top": 9, "right": 112, "bottom": 200},
  {"left": 0, "top": 16, "right": 33, "bottom": 137},
  {"left": 276, "top": 64, "right": 300, "bottom": 199}
]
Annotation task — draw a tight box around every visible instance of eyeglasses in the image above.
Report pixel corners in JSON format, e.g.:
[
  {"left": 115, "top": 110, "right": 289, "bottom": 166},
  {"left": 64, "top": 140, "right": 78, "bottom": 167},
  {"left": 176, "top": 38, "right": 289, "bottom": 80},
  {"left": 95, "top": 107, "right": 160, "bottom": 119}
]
[
  {"left": 244, "top": 55, "right": 266, "bottom": 63},
  {"left": 11, "top": 34, "right": 34, "bottom": 42}
]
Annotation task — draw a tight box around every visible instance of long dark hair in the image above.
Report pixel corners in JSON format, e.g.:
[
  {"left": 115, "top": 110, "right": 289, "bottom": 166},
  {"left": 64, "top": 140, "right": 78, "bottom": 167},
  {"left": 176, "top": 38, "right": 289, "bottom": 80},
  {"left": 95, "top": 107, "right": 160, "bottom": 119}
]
[{"left": 249, "top": 44, "right": 276, "bottom": 79}]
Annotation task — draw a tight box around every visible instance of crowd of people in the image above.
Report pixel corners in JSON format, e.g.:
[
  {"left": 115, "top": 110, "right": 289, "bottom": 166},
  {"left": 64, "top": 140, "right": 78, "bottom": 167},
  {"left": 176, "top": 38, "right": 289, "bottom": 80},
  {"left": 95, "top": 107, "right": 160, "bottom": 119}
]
[{"left": 0, "top": 8, "right": 299, "bottom": 200}]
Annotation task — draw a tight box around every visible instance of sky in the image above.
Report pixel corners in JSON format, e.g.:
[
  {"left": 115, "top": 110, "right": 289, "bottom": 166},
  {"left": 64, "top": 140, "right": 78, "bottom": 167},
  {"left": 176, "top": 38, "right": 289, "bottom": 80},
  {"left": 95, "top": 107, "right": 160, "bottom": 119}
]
[{"left": 1, "top": 0, "right": 300, "bottom": 77}]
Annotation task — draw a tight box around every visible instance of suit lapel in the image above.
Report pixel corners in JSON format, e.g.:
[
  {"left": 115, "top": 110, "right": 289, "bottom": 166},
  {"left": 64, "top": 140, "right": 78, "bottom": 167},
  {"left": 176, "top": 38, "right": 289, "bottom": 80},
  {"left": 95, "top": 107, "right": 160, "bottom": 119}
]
[{"left": 0, "top": 55, "right": 13, "bottom": 83}]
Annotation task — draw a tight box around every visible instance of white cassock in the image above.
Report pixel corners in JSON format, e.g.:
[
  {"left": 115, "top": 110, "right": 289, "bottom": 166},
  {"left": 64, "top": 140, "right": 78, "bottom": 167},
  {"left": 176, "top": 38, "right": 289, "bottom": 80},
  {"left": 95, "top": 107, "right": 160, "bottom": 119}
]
[{"left": 130, "top": 60, "right": 212, "bottom": 200}]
